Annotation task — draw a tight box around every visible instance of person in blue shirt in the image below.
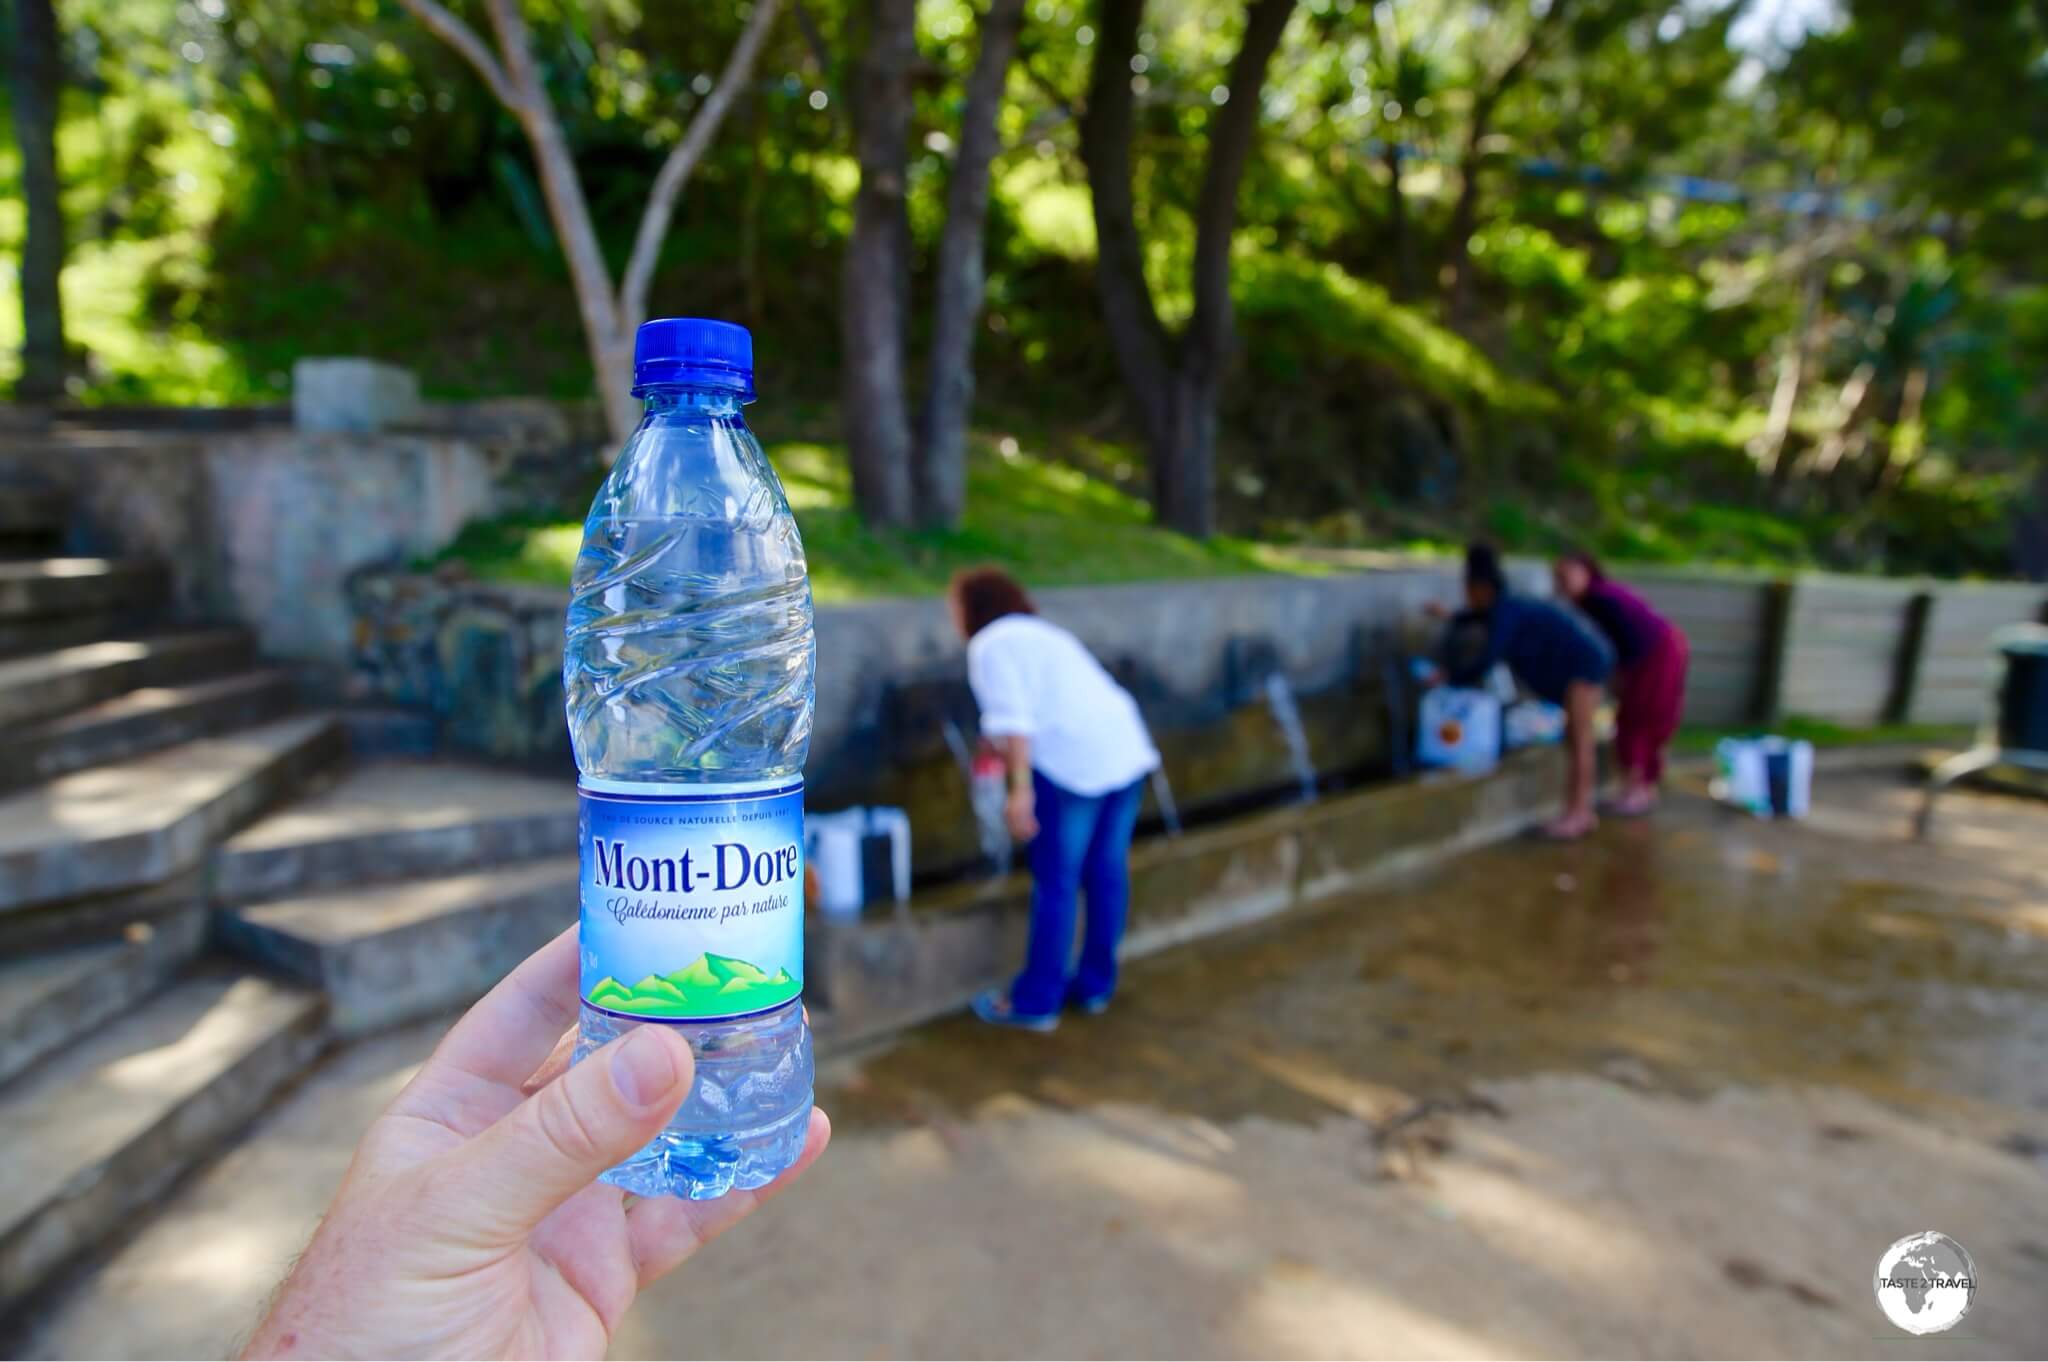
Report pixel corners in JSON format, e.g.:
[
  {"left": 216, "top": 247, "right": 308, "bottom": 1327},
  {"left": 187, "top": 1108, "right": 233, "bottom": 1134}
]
[{"left": 1435, "top": 543, "right": 1615, "bottom": 840}]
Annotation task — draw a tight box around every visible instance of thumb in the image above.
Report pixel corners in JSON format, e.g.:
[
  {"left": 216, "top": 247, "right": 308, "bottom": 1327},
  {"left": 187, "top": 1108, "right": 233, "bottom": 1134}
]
[{"left": 450, "top": 1025, "right": 694, "bottom": 1240}]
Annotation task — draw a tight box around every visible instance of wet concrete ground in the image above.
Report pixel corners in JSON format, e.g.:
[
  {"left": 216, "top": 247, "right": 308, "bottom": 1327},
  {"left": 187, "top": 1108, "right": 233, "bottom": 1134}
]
[{"left": 18, "top": 764, "right": 2048, "bottom": 1358}]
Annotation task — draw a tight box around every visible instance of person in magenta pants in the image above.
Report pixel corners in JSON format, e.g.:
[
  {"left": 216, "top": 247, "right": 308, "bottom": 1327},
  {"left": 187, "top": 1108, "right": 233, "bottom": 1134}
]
[{"left": 1553, "top": 551, "right": 1691, "bottom": 815}]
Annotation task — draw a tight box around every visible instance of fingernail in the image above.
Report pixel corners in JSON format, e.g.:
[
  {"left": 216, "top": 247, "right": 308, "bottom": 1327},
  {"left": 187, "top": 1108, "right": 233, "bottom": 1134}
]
[{"left": 610, "top": 1029, "right": 680, "bottom": 1108}]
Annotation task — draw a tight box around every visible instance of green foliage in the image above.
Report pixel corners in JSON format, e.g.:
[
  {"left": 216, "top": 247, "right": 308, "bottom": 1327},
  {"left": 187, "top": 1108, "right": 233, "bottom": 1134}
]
[
  {"left": 1781, "top": 1, "right": 2048, "bottom": 267},
  {"left": 432, "top": 432, "right": 1321, "bottom": 599},
  {"left": 1236, "top": 254, "right": 1555, "bottom": 417},
  {"left": 10, "top": 0, "right": 2045, "bottom": 582},
  {"left": 1672, "top": 717, "right": 1972, "bottom": 758}
]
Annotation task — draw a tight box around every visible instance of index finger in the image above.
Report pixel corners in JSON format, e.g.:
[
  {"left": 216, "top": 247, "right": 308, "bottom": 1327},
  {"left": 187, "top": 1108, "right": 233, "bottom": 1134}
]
[{"left": 419, "top": 925, "right": 583, "bottom": 1092}]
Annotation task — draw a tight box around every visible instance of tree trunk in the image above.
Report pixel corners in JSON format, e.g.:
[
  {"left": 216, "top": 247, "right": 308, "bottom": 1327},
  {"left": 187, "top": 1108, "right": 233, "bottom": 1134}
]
[
  {"left": 1156, "top": 370, "right": 1219, "bottom": 536},
  {"left": 1812, "top": 360, "right": 1877, "bottom": 479},
  {"left": 1869, "top": 363, "right": 1929, "bottom": 496},
  {"left": 1183, "top": 0, "right": 1294, "bottom": 383},
  {"left": 1082, "top": 0, "right": 1294, "bottom": 537},
  {"left": 593, "top": 334, "right": 638, "bottom": 448},
  {"left": 1758, "top": 263, "right": 1823, "bottom": 489},
  {"left": 1439, "top": 2, "right": 1566, "bottom": 319},
  {"left": 1442, "top": 117, "right": 1489, "bottom": 321},
  {"left": 473, "top": 2, "right": 635, "bottom": 443},
  {"left": 841, "top": 0, "right": 918, "bottom": 528},
  {"left": 11, "top": 0, "right": 67, "bottom": 403},
  {"left": 1755, "top": 333, "right": 1806, "bottom": 482},
  {"left": 1168, "top": 0, "right": 1296, "bottom": 536},
  {"left": 1080, "top": 0, "right": 1174, "bottom": 459},
  {"left": 402, "top": 0, "right": 776, "bottom": 451},
  {"left": 1383, "top": 139, "right": 1413, "bottom": 300},
  {"left": 916, "top": 0, "right": 1028, "bottom": 529}
]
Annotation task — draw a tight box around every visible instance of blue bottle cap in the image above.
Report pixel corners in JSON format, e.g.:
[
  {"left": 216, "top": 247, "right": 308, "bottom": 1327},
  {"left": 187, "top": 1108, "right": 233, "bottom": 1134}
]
[{"left": 633, "top": 318, "right": 755, "bottom": 400}]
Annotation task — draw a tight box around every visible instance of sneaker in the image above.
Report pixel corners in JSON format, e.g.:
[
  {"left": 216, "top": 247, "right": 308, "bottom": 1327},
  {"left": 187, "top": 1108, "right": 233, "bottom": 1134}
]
[
  {"left": 971, "top": 990, "right": 1059, "bottom": 1032},
  {"left": 1069, "top": 992, "right": 1113, "bottom": 1016}
]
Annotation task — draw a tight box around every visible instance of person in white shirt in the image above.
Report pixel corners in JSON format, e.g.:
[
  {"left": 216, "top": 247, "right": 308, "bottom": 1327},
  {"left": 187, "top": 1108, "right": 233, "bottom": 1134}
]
[{"left": 949, "top": 568, "right": 1161, "bottom": 1031}]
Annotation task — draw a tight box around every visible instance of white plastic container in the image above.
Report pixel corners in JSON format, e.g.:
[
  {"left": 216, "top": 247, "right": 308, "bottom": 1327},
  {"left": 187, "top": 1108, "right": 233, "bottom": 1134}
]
[
  {"left": 1712, "top": 737, "right": 1813, "bottom": 817},
  {"left": 1418, "top": 687, "right": 1503, "bottom": 773},
  {"left": 805, "top": 806, "right": 912, "bottom": 917},
  {"left": 1504, "top": 700, "right": 1566, "bottom": 749}
]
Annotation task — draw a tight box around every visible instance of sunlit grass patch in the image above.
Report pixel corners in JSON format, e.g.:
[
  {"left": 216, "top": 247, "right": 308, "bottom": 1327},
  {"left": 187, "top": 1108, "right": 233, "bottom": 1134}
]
[{"left": 431, "top": 433, "right": 1326, "bottom": 600}]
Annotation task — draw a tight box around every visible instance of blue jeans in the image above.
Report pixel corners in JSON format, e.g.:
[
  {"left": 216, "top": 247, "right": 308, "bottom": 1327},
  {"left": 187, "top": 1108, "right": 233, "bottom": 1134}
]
[{"left": 1010, "top": 771, "right": 1145, "bottom": 1018}]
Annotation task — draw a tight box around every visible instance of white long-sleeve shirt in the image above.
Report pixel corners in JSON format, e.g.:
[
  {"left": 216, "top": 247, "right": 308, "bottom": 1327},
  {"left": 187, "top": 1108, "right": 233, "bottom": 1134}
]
[{"left": 965, "top": 613, "right": 1161, "bottom": 797}]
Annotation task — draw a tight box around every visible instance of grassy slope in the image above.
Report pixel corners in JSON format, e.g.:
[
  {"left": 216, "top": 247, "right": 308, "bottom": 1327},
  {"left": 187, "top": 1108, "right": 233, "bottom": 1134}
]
[
  {"left": 434, "top": 432, "right": 1324, "bottom": 602},
  {"left": 1672, "top": 716, "right": 1974, "bottom": 756}
]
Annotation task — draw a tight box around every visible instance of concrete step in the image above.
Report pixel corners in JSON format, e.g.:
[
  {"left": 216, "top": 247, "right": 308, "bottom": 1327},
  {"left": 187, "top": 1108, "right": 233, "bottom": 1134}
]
[
  {"left": 4, "top": 669, "right": 299, "bottom": 792},
  {"left": 0, "top": 532, "right": 64, "bottom": 562},
  {"left": 0, "top": 631, "right": 255, "bottom": 729},
  {"left": 0, "top": 487, "right": 64, "bottom": 538},
  {"left": 0, "top": 914, "right": 206, "bottom": 1086},
  {"left": 336, "top": 706, "right": 440, "bottom": 760},
  {"left": 0, "top": 558, "right": 164, "bottom": 621},
  {"left": 0, "top": 612, "right": 134, "bottom": 660},
  {"left": 0, "top": 872, "right": 204, "bottom": 958},
  {"left": 0, "top": 971, "right": 325, "bottom": 1313},
  {"left": 220, "top": 858, "right": 578, "bottom": 1036},
  {"left": 214, "top": 759, "right": 578, "bottom": 905},
  {"left": 0, "top": 714, "right": 345, "bottom": 916}
]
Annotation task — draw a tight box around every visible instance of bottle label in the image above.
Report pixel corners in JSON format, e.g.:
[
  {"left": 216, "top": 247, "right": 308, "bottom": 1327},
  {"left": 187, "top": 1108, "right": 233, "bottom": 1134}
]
[{"left": 577, "top": 779, "right": 804, "bottom": 1021}]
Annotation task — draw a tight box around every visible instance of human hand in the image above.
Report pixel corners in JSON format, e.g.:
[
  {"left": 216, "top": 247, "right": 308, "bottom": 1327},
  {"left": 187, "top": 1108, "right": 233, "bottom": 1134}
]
[
  {"left": 1005, "top": 784, "right": 1039, "bottom": 841},
  {"left": 243, "top": 928, "right": 829, "bottom": 1360}
]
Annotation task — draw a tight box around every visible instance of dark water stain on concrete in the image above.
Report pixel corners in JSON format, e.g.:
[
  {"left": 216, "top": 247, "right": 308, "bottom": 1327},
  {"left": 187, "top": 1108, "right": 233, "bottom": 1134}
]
[{"left": 827, "top": 775, "right": 2048, "bottom": 1138}]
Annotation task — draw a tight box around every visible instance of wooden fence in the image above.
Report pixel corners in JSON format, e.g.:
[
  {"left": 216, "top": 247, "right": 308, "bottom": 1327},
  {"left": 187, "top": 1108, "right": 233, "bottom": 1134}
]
[{"left": 1631, "top": 570, "right": 2047, "bottom": 730}]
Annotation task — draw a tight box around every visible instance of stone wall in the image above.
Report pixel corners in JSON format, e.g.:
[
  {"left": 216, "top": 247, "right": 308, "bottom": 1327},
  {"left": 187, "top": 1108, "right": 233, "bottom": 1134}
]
[
  {"left": 0, "top": 401, "right": 597, "bottom": 663},
  {"left": 344, "top": 552, "right": 2046, "bottom": 880},
  {"left": 346, "top": 572, "right": 573, "bottom": 761},
  {"left": 346, "top": 566, "right": 1490, "bottom": 875},
  {"left": 808, "top": 746, "right": 1567, "bottom": 1043},
  {"left": 346, "top": 558, "right": 1583, "bottom": 769}
]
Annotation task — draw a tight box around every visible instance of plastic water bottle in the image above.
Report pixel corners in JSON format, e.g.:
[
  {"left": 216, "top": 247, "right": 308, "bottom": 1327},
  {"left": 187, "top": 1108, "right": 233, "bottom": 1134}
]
[{"left": 564, "top": 318, "right": 815, "bottom": 1199}]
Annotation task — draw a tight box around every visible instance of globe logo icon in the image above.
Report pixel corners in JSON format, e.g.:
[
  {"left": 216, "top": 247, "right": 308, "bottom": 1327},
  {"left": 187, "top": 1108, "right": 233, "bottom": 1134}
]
[{"left": 1873, "top": 1232, "right": 1976, "bottom": 1335}]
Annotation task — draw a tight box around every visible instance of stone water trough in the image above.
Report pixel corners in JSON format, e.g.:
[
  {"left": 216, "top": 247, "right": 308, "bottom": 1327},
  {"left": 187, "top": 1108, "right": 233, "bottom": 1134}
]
[
  {"left": 809, "top": 747, "right": 1565, "bottom": 1044},
  {"left": 347, "top": 570, "right": 1480, "bottom": 881},
  {"left": 336, "top": 566, "right": 1577, "bottom": 1040}
]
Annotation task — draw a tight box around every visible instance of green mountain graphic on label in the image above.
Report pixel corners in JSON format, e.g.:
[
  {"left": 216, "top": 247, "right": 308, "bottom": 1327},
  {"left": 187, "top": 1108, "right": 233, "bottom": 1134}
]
[{"left": 588, "top": 954, "right": 799, "bottom": 1017}]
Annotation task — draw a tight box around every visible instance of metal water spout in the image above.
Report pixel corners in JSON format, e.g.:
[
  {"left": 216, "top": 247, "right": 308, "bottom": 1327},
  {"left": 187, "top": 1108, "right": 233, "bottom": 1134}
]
[
  {"left": 941, "top": 716, "right": 973, "bottom": 770},
  {"left": 945, "top": 717, "right": 1013, "bottom": 875},
  {"left": 1263, "top": 671, "right": 1318, "bottom": 804},
  {"left": 1149, "top": 765, "right": 1184, "bottom": 838}
]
